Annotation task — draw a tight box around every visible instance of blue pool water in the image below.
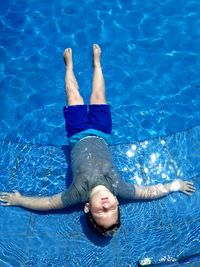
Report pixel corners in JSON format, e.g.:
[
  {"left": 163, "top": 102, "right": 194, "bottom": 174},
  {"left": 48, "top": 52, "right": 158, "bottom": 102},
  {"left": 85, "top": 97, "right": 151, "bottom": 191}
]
[
  {"left": 0, "top": 0, "right": 200, "bottom": 146},
  {"left": 0, "top": 0, "right": 200, "bottom": 266}
]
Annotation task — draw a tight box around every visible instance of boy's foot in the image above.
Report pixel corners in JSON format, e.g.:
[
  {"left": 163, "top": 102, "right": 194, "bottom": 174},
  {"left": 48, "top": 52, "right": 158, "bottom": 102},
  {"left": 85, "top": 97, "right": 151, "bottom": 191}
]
[
  {"left": 64, "top": 48, "right": 73, "bottom": 69},
  {"left": 93, "top": 44, "right": 101, "bottom": 67}
]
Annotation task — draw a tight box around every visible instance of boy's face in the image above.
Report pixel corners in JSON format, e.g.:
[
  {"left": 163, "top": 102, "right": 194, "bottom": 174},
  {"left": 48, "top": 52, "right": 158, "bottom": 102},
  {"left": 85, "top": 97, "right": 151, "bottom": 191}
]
[{"left": 84, "top": 188, "right": 119, "bottom": 228}]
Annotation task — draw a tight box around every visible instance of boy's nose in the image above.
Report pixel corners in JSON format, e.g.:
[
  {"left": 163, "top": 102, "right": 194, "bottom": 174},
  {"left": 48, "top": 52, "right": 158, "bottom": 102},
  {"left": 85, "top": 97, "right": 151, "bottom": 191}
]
[{"left": 102, "top": 202, "right": 109, "bottom": 209}]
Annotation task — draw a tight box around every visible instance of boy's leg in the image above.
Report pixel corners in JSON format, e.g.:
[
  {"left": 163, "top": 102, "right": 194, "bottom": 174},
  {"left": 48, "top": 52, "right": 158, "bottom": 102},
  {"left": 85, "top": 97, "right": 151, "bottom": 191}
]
[
  {"left": 63, "top": 48, "right": 89, "bottom": 138},
  {"left": 89, "top": 44, "right": 112, "bottom": 134},
  {"left": 64, "top": 48, "right": 84, "bottom": 106},
  {"left": 90, "top": 44, "right": 107, "bottom": 104}
]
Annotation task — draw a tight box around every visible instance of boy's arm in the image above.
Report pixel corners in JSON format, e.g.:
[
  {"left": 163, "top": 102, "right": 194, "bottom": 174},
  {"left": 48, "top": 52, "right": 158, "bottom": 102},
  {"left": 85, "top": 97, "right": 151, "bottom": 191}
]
[
  {"left": 134, "top": 179, "right": 195, "bottom": 200},
  {"left": 0, "top": 191, "right": 65, "bottom": 211}
]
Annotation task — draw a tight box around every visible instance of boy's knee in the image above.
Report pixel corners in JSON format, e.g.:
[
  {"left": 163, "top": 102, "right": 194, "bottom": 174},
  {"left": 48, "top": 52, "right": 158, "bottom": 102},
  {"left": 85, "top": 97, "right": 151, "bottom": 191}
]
[
  {"left": 66, "top": 83, "right": 79, "bottom": 91},
  {"left": 90, "top": 93, "right": 106, "bottom": 104},
  {"left": 91, "top": 92, "right": 105, "bottom": 101},
  {"left": 68, "top": 94, "right": 84, "bottom": 105}
]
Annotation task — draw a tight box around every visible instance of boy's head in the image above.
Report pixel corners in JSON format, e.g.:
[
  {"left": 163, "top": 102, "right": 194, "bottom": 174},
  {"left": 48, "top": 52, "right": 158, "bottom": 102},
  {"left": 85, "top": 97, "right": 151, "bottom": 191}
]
[{"left": 84, "top": 186, "right": 121, "bottom": 236}]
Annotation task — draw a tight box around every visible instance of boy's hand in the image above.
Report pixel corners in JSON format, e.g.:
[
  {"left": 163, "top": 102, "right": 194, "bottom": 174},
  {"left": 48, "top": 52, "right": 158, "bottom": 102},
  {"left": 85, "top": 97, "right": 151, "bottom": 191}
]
[
  {"left": 0, "top": 190, "right": 22, "bottom": 206},
  {"left": 171, "top": 180, "right": 196, "bottom": 195}
]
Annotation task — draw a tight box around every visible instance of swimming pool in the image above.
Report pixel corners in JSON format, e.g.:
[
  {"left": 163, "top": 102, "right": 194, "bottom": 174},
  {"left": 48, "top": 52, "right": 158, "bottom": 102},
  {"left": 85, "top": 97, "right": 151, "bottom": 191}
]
[{"left": 0, "top": 0, "right": 200, "bottom": 266}]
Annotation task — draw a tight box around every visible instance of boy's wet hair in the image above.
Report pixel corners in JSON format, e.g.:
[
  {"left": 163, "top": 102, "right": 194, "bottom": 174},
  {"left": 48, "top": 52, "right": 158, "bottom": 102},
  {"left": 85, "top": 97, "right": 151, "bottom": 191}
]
[{"left": 86, "top": 207, "right": 121, "bottom": 237}]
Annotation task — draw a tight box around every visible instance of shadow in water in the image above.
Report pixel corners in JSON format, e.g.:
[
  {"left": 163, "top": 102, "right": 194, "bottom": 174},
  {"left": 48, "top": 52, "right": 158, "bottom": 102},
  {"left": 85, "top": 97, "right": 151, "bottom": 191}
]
[{"left": 80, "top": 213, "right": 112, "bottom": 247}]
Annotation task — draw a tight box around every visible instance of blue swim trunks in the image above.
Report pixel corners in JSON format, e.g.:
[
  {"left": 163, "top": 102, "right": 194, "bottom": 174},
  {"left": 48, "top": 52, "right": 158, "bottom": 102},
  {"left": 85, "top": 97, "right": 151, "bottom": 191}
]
[{"left": 63, "top": 104, "right": 112, "bottom": 146}]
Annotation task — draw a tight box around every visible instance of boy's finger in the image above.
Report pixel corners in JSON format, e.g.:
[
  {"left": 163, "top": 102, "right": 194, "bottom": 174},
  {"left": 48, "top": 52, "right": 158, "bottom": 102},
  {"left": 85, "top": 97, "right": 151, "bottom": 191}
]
[
  {"left": 0, "top": 196, "right": 7, "bottom": 201},
  {"left": 0, "top": 202, "right": 9, "bottom": 206},
  {"left": 0, "top": 192, "right": 8, "bottom": 196},
  {"left": 186, "top": 181, "right": 194, "bottom": 186},
  {"left": 187, "top": 186, "right": 195, "bottom": 191}
]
